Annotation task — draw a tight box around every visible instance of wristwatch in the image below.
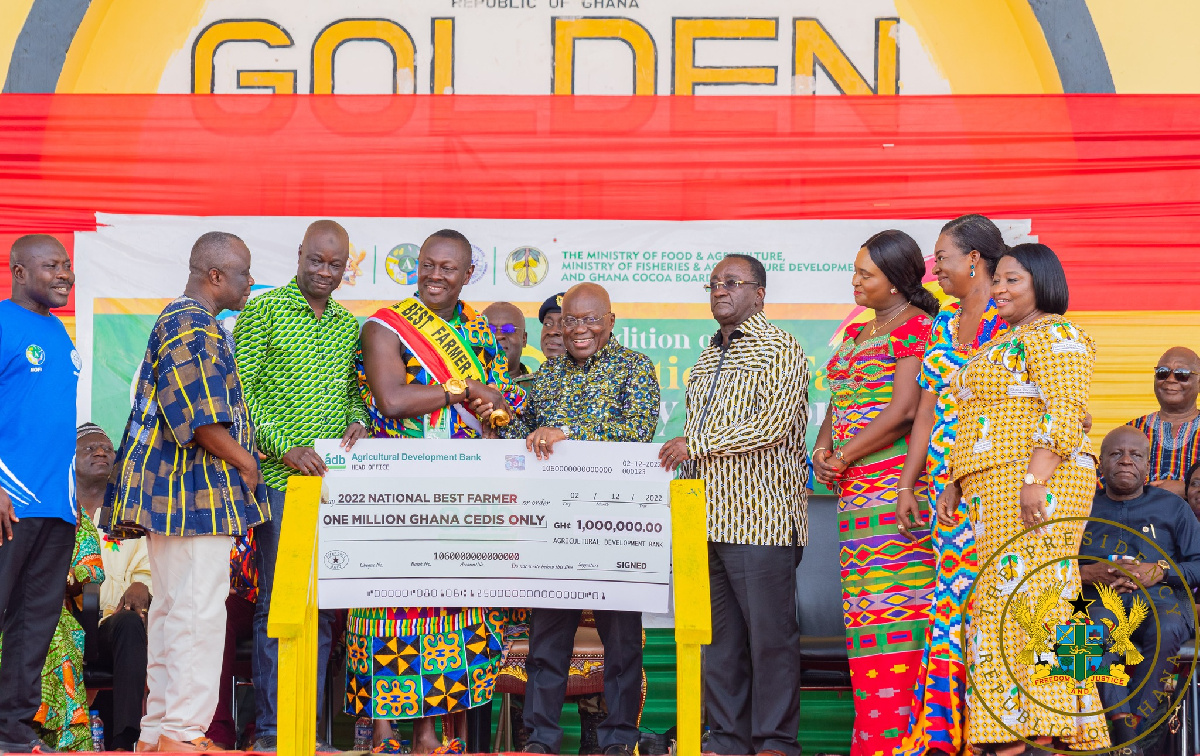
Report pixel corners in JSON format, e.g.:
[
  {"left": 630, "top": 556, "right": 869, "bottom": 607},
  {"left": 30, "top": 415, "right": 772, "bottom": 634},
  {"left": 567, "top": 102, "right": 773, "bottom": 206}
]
[
  {"left": 559, "top": 426, "right": 571, "bottom": 439},
  {"left": 444, "top": 378, "right": 469, "bottom": 399},
  {"left": 1023, "top": 473, "right": 1048, "bottom": 486}
]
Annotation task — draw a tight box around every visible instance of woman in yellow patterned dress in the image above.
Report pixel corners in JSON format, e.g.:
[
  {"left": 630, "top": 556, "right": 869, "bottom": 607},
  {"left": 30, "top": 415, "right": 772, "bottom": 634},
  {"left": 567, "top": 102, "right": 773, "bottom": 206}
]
[{"left": 942, "top": 244, "right": 1108, "bottom": 756}]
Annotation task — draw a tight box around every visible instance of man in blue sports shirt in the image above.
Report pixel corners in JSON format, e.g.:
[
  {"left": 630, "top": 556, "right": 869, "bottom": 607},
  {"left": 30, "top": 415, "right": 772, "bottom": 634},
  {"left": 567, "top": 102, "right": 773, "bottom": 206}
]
[{"left": 0, "top": 235, "right": 80, "bottom": 754}]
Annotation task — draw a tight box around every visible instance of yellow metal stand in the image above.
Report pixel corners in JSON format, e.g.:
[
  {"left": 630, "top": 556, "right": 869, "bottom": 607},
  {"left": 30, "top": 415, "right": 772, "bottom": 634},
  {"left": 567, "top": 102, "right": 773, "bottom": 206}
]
[
  {"left": 269, "top": 476, "right": 322, "bottom": 756},
  {"left": 670, "top": 480, "right": 710, "bottom": 756}
]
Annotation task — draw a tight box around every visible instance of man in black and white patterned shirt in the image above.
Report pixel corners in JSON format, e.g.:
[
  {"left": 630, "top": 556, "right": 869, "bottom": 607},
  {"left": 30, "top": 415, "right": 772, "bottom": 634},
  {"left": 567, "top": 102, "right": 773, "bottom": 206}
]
[{"left": 660, "top": 254, "right": 809, "bottom": 756}]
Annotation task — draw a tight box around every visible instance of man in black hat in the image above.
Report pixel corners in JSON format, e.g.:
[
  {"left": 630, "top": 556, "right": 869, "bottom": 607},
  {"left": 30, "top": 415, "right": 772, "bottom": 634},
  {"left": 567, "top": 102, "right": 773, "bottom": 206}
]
[{"left": 538, "top": 292, "right": 566, "bottom": 362}]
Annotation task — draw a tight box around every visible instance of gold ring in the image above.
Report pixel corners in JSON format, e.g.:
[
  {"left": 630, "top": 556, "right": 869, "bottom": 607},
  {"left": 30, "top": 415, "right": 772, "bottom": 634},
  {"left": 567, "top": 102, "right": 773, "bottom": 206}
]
[{"left": 538, "top": 439, "right": 547, "bottom": 445}]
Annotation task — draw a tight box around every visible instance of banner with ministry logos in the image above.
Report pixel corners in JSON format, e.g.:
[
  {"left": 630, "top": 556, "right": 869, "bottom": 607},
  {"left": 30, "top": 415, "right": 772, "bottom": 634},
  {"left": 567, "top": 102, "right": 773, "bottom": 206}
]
[{"left": 74, "top": 212, "right": 1035, "bottom": 451}]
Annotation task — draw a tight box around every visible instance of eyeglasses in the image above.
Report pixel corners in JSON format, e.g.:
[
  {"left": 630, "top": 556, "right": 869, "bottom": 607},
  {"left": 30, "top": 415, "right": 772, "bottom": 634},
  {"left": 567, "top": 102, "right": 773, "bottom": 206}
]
[
  {"left": 488, "top": 323, "right": 518, "bottom": 335},
  {"left": 562, "top": 315, "right": 610, "bottom": 329},
  {"left": 703, "top": 279, "right": 761, "bottom": 293},
  {"left": 1155, "top": 367, "right": 1194, "bottom": 382}
]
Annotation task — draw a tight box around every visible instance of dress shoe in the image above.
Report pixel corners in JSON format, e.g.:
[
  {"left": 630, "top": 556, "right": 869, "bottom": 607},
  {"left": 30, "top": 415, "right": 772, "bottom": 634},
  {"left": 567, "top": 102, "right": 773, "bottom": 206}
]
[
  {"left": 156, "top": 735, "right": 224, "bottom": 752},
  {"left": 601, "top": 745, "right": 634, "bottom": 756},
  {"left": 523, "top": 743, "right": 553, "bottom": 754},
  {"left": 134, "top": 741, "right": 157, "bottom": 752},
  {"left": 249, "top": 735, "right": 277, "bottom": 752}
]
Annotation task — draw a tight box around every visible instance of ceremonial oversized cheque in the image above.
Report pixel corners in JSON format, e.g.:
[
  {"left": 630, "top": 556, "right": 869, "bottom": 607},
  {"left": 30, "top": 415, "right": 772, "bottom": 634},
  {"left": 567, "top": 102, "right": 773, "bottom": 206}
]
[{"left": 314, "top": 438, "right": 673, "bottom": 612}]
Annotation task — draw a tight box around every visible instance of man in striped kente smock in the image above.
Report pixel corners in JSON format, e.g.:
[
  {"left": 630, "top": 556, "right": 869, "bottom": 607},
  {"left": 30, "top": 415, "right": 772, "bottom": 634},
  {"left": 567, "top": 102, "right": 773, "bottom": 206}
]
[
  {"left": 660, "top": 254, "right": 809, "bottom": 756},
  {"left": 1127, "top": 346, "right": 1200, "bottom": 499},
  {"left": 104, "top": 231, "right": 269, "bottom": 752}
]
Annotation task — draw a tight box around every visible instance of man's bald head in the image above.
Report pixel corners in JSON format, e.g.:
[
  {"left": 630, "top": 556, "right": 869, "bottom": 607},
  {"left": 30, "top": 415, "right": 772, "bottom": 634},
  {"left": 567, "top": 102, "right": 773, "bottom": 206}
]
[
  {"left": 562, "top": 283, "right": 611, "bottom": 314},
  {"left": 1155, "top": 346, "right": 1200, "bottom": 414},
  {"left": 189, "top": 231, "right": 249, "bottom": 276},
  {"left": 1160, "top": 347, "right": 1200, "bottom": 371},
  {"left": 185, "top": 231, "right": 254, "bottom": 314},
  {"left": 9, "top": 234, "right": 73, "bottom": 314},
  {"left": 1100, "top": 425, "right": 1150, "bottom": 498},
  {"left": 1100, "top": 425, "right": 1150, "bottom": 458},
  {"left": 302, "top": 220, "right": 349, "bottom": 252},
  {"left": 10, "top": 234, "right": 66, "bottom": 270},
  {"left": 561, "top": 283, "right": 615, "bottom": 362},
  {"left": 482, "top": 301, "right": 524, "bottom": 326},
  {"left": 482, "top": 301, "right": 528, "bottom": 374}
]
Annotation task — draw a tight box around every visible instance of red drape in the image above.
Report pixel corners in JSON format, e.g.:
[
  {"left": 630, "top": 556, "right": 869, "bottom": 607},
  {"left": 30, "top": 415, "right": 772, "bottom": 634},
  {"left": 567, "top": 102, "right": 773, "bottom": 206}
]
[{"left": 1, "top": 94, "right": 1199, "bottom": 312}]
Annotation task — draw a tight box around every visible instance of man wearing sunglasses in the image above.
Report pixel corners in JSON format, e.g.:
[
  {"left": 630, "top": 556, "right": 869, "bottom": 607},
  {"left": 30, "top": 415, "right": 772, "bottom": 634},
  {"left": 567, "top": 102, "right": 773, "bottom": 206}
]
[
  {"left": 482, "top": 301, "right": 530, "bottom": 379},
  {"left": 1126, "top": 347, "right": 1200, "bottom": 498}
]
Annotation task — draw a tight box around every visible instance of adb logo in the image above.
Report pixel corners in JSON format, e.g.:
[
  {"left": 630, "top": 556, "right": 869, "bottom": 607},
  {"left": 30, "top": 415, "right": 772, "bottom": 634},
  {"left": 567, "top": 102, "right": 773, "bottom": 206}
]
[
  {"left": 325, "top": 453, "right": 346, "bottom": 470},
  {"left": 25, "top": 344, "right": 45, "bottom": 366}
]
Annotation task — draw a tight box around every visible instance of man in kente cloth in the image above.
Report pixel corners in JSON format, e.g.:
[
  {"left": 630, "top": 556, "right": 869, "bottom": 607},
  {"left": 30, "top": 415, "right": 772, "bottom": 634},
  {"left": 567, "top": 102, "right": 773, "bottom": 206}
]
[{"left": 348, "top": 228, "right": 524, "bottom": 754}]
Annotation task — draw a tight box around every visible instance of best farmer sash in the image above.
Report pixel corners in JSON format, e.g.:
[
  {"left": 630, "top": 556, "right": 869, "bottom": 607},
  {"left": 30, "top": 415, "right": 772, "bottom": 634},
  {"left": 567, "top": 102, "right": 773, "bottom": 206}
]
[{"left": 369, "top": 297, "right": 487, "bottom": 437}]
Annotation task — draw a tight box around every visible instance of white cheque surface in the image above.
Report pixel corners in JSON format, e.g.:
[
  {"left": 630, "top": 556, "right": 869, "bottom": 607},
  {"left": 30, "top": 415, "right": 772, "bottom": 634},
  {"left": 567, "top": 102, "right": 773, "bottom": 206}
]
[{"left": 315, "top": 438, "right": 672, "bottom": 612}]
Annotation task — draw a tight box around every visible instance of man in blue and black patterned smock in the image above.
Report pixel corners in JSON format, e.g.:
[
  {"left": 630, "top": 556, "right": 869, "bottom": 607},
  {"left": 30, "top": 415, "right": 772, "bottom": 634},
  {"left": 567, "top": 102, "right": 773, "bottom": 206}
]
[
  {"left": 1082, "top": 426, "right": 1200, "bottom": 754},
  {"left": 103, "top": 231, "right": 269, "bottom": 753},
  {"left": 502, "top": 282, "right": 660, "bottom": 756}
]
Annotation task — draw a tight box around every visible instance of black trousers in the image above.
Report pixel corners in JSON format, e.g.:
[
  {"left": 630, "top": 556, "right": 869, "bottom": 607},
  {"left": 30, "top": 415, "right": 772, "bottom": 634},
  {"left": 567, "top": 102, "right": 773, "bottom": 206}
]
[
  {"left": 704, "top": 541, "right": 802, "bottom": 756},
  {"left": 0, "top": 516, "right": 76, "bottom": 744},
  {"left": 523, "top": 609, "right": 642, "bottom": 752},
  {"left": 1090, "top": 585, "right": 1194, "bottom": 730},
  {"left": 97, "top": 609, "right": 149, "bottom": 750}
]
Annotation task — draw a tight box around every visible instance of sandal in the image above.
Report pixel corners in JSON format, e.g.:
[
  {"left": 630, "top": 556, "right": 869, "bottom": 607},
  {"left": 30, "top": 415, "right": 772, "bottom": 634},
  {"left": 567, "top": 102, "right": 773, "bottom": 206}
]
[
  {"left": 371, "top": 738, "right": 407, "bottom": 754},
  {"left": 430, "top": 738, "right": 466, "bottom": 755}
]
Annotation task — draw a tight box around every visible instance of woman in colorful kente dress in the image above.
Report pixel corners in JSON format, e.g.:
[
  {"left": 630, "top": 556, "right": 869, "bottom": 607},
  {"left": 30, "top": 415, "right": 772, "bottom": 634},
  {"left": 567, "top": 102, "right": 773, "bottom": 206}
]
[
  {"left": 943, "top": 244, "right": 1106, "bottom": 756},
  {"left": 348, "top": 230, "right": 524, "bottom": 754},
  {"left": 0, "top": 515, "right": 105, "bottom": 750},
  {"left": 813, "top": 229, "right": 940, "bottom": 756},
  {"left": 892, "top": 215, "right": 1010, "bottom": 756}
]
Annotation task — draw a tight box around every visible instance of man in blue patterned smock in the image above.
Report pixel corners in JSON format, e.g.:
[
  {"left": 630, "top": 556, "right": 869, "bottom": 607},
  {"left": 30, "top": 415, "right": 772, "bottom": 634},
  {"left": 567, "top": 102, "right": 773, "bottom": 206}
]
[
  {"left": 501, "top": 282, "right": 660, "bottom": 756},
  {"left": 0, "top": 235, "right": 79, "bottom": 754},
  {"left": 103, "top": 231, "right": 269, "bottom": 753}
]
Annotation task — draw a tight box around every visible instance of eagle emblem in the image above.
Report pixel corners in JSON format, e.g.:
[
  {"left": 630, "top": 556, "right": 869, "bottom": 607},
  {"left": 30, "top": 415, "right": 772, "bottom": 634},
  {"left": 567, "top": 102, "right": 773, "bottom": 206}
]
[
  {"left": 1012, "top": 580, "right": 1065, "bottom": 664},
  {"left": 1096, "top": 583, "right": 1150, "bottom": 665}
]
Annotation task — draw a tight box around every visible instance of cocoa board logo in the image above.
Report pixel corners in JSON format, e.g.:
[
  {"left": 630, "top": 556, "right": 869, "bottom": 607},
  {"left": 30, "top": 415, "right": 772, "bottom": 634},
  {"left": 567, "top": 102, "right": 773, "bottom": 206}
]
[
  {"left": 504, "top": 246, "right": 549, "bottom": 288},
  {"left": 324, "top": 550, "right": 349, "bottom": 571},
  {"left": 965, "top": 515, "right": 1197, "bottom": 755}
]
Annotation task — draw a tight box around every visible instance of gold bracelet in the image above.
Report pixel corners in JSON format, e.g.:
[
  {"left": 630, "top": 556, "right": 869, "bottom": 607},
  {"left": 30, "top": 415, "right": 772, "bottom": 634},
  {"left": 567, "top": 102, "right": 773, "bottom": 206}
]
[
  {"left": 813, "top": 446, "right": 829, "bottom": 456},
  {"left": 897, "top": 487, "right": 913, "bottom": 492}
]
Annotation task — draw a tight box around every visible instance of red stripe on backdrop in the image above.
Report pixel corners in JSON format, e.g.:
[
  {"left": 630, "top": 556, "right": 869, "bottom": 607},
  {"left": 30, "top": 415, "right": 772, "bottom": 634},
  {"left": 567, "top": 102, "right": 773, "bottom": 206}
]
[{"left": 0, "top": 94, "right": 1198, "bottom": 311}]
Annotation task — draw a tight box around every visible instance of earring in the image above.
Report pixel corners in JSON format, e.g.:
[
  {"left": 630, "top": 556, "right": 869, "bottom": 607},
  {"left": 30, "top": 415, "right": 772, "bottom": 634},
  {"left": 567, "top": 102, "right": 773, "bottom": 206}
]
[
  {"left": 970, "top": 264, "right": 976, "bottom": 278},
  {"left": 890, "top": 287, "right": 897, "bottom": 294}
]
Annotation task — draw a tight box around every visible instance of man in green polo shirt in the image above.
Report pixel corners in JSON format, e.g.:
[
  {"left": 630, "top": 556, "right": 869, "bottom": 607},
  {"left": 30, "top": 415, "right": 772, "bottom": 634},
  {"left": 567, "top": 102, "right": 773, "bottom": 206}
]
[{"left": 233, "top": 219, "right": 369, "bottom": 752}]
